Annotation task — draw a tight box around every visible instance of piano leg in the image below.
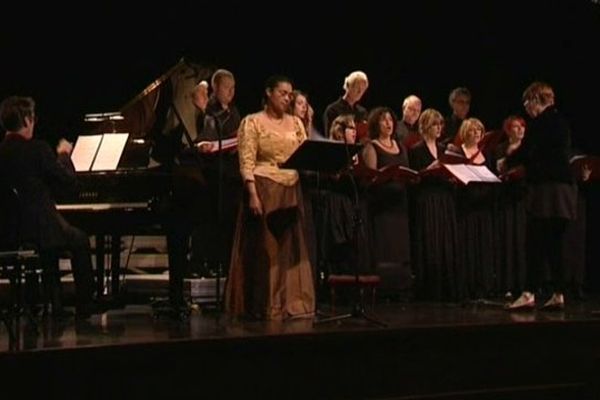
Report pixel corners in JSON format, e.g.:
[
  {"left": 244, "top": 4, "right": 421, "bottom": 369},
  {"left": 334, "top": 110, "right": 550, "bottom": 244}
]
[
  {"left": 95, "top": 235, "right": 106, "bottom": 296},
  {"left": 110, "top": 235, "right": 121, "bottom": 295}
]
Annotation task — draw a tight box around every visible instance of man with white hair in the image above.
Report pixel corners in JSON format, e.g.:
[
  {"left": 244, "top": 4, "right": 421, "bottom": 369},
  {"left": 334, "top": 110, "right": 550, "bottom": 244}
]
[{"left": 322, "top": 70, "right": 369, "bottom": 137}]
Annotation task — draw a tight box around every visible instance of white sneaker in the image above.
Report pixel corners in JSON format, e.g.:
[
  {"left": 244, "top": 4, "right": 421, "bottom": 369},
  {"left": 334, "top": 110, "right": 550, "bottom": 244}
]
[
  {"left": 505, "top": 291, "right": 535, "bottom": 310},
  {"left": 542, "top": 292, "right": 565, "bottom": 310}
]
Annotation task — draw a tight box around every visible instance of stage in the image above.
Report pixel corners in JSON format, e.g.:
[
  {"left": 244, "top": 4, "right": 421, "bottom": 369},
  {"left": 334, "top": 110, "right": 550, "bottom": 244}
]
[{"left": 2, "top": 296, "right": 600, "bottom": 399}]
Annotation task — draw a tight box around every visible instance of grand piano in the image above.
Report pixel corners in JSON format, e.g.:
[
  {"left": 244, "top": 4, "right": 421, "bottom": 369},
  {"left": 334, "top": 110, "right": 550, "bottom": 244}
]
[{"left": 55, "top": 59, "right": 212, "bottom": 296}]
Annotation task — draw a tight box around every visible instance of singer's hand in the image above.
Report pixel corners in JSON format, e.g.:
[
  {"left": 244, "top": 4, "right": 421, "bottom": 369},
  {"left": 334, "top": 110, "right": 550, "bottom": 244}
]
[
  {"left": 192, "top": 81, "right": 209, "bottom": 111},
  {"left": 582, "top": 164, "right": 592, "bottom": 182},
  {"left": 56, "top": 138, "right": 73, "bottom": 155},
  {"left": 426, "top": 159, "right": 441, "bottom": 170},
  {"left": 248, "top": 192, "right": 263, "bottom": 216},
  {"left": 196, "top": 141, "right": 214, "bottom": 153}
]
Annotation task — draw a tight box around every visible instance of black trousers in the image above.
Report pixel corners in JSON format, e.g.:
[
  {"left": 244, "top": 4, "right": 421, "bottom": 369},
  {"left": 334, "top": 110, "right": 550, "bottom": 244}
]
[
  {"left": 527, "top": 217, "right": 569, "bottom": 293},
  {"left": 41, "top": 220, "right": 95, "bottom": 308}
]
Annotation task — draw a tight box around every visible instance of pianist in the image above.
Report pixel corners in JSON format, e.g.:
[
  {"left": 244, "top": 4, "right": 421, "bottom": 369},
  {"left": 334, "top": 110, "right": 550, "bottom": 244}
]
[{"left": 0, "top": 96, "right": 108, "bottom": 319}]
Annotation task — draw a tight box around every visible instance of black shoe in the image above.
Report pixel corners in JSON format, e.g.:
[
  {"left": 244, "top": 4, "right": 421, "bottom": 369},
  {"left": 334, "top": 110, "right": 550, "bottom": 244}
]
[
  {"left": 75, "top": 301, "right": 110, "bottom": 319},
  {"left": 197, "top": 268, "right": 218, "bottom": 279},
  {"left": 171, "top": 303, "right": 192, "bottom": 320},
  {"left": 152, "top": 300, "right": 191, "bottom": 320},
  {"left": 95, "top": 295, "right": 124, "bottom": 310},
  {"left": 572, "top": 287, "right": 587, "bottom": 301},
  {"left": 51, "top": 307, "right": 74, "bottom": 320}
]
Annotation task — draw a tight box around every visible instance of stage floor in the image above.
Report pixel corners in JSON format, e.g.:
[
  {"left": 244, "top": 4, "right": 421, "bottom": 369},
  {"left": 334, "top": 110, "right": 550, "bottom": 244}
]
[
  {"left": 2, "top": 296, "right": 600, "bottom": 399},
  {"left": 0, "top": 296, "right": 598, "bottom": 352},
  {"left": 2, "top": 295, "right": 600, "bottom": 352}
]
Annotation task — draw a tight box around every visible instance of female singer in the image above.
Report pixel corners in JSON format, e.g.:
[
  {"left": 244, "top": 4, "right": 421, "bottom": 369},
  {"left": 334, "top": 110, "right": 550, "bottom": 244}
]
[
  {"left": 408, "top": 108, "right": 460, "bottom": 301},
  {"left": 448, "top": 118, "right": 496, "bottom": 299},
  {"left": 493, "top": 116, "right": 528, "bottom": 298},
  {"left": 225, "top": 75, "right": 315, "bottom": 320},
  {"left": 362, "top": 107, "right": 412, "bottom": 293},
  {"left": 315, "top": 114, "right": 372, "bottom": 278}
]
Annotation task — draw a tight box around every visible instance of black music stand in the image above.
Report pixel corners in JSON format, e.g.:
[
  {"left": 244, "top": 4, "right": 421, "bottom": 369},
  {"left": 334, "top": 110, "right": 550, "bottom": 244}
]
[
  {"left": 281, "top": 140, "right": 362, "bottom": 174},
  {"left": 283, "top": 140, "right": 385, "bottom": 327},
  {"left": 207, "top": 111, "right": 229, "bottom": 316}
]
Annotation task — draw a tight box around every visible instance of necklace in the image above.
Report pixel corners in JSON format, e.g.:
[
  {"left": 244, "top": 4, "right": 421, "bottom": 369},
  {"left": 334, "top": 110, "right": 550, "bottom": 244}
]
[
  {"left": 378, "top": 139, "right": 394, "bottom": 149},
  {"left": 265, "top": 111, "right": 284, "bottom": 124}
]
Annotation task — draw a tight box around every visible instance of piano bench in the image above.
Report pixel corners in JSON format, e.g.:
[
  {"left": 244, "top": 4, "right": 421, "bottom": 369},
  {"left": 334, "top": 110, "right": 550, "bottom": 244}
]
[{"left": 0, "top": 249, "right": 43, "bottom": 348}]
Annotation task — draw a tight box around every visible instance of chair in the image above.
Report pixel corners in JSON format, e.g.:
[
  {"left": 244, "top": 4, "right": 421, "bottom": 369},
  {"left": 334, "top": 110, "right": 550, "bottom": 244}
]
[{"left": 326, "top": 273, "right": 381, "bottom": 315}]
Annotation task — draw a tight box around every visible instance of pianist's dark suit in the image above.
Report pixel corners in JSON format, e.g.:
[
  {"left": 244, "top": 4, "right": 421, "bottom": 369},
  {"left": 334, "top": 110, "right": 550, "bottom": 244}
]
[{"left": 0, "top": 134, "right": 96, "bottom": 311}]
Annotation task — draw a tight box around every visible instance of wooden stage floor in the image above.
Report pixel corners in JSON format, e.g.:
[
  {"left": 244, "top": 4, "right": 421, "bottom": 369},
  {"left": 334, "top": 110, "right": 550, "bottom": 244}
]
[{"left": 2, "top": 296, "right": 600, "bottom": 399}]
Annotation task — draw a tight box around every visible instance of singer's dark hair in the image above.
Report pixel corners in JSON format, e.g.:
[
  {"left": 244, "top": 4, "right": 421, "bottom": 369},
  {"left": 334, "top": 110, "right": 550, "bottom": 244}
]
[
  {"left": 262, "top": 75, "right": 293, "bottom": 106},
  {"left": 367, "top": 107, "right": 397, "bottom": 140}
]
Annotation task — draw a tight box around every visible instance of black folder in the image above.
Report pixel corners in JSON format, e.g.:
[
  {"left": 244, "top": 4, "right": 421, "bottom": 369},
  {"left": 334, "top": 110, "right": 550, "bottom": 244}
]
[{"left": 281, "top": 140, "right": 362, "bottom": 173}]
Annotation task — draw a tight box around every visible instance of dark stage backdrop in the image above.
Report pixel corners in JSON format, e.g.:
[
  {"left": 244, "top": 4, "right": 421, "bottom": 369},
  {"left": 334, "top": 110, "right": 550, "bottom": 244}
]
[{"left": 1, "top": 1, "right": 599, "bottom": 152}]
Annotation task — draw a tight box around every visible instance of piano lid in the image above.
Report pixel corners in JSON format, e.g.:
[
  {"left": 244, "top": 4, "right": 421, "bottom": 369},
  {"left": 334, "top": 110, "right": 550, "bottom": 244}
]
[{"left": 85, "top": 58, "right": 212, "bottom": 141}]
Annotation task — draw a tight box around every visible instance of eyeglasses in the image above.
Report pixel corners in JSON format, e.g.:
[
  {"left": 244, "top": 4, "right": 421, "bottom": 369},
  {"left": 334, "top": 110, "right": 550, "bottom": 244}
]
[{"left": 276, "top": 89, "right": 292, "bottom": 97}]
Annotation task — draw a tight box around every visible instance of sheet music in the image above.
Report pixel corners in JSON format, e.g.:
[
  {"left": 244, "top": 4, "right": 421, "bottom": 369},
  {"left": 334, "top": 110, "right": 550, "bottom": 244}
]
[
  {"left": 71, "top": 135, "right": 103, "bottom": 172},
  {"left": 443, "top": 164, "right": 500, "bottom": 184},
  {"left": 196, "top": 136, "right": 238, "bottom": 152},
  {"left": 469, "top": 165, "right": 501, "bottom": 182},
  {"left": 91, "top": 133, "right": 129, "bottom": 171}
]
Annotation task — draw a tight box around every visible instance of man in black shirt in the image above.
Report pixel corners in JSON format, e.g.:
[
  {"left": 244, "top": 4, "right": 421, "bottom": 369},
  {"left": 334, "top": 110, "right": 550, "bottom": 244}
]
[
  {"left": 155, "top": 69, "right": 241, "bottom": 315},
  {"left": 322, "top": 70, "right": 369, "bottom": 138}
]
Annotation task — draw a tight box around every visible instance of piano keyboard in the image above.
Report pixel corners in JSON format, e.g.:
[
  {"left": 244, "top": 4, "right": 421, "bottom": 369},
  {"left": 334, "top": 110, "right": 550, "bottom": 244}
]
[{"left": 56, "top": 202, "right": 150, "bottom": 211}]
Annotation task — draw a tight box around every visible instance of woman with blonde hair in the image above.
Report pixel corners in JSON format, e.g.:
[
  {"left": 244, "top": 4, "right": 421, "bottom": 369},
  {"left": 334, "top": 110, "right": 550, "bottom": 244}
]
[{"left": 408, "top": 108, "right": 460, "bottom": 301}]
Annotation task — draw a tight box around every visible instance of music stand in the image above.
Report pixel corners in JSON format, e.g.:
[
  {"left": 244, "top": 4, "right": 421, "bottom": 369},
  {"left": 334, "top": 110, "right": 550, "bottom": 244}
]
[
  {"left": 282, "top": 140, "right": 386, "bottom": 327},
  {"left": 281, "top": 140, "right": 362, "bottom": 173}
]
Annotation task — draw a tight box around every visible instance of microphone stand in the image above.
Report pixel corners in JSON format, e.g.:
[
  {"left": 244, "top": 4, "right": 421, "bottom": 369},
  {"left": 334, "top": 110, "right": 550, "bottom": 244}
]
[
  {"left": 152, "top": 101, "right": 203, "bottom": 320},
  {"left": 214, "top": 112, "right": 225, "bottom": 314},
  {"left": 315, "top": 131, "right": 386, "bottom": 327}
]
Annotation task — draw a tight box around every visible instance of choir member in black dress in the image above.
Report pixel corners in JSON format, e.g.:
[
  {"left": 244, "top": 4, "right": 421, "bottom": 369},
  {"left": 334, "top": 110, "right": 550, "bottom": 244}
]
[
  {"left": 362, "top": 107, "right": 412, "bottom": 292},
  {"left": 447, "top": 117, "right": 496, "bottom": 299},
  {"left": 493, "top": 115, "right": 528, "bottom": 298},
  {"left": 316, "top": 114, "right": 372, "bottom": 277},
  {"left": 408, "top": 108, "right": 460, "bottom": 301}
]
